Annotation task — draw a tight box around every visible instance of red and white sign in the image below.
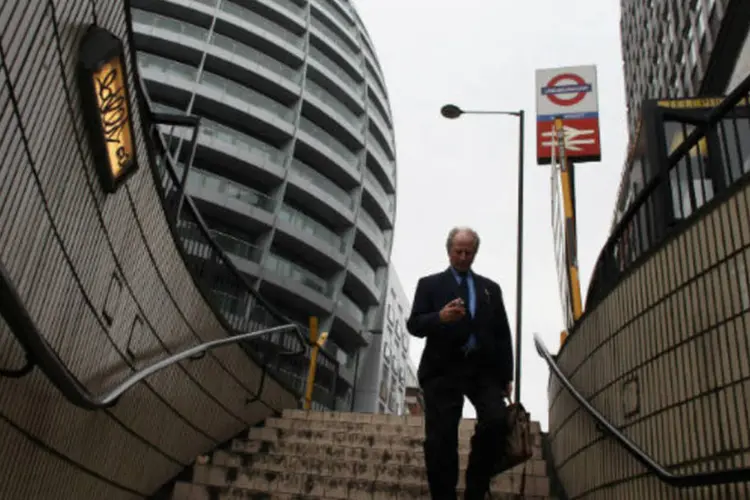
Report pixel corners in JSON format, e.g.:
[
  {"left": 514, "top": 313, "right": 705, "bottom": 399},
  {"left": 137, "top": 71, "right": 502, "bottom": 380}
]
[{"left": 535, "top": 65, "right": 601, "bottom": 165}]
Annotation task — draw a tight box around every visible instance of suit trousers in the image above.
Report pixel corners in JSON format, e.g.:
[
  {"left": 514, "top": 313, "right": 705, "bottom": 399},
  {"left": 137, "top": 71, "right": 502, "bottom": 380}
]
[{"left": 421, "top": 355, "right": 508, "bottom": 500}]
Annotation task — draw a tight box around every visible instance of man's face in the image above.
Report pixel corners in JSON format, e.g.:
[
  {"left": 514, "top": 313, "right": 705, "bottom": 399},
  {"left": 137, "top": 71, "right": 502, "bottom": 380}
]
[{"left": 448, "top": 231, "right": 477, "bottom": 272}]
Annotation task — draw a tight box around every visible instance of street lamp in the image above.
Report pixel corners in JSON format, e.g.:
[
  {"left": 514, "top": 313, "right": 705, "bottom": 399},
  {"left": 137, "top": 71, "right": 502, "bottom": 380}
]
[{"left": 440, "top": 103, "right": 525, "bottom": 404}]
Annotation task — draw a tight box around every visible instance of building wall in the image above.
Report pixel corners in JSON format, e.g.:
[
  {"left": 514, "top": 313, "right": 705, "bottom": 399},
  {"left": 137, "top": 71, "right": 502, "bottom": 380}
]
[
  {"left": 620, "top": 0, "right": 731, "bottom": 138},
  {"left": 548, "top": 179, "right": 750, "bottom": 498},
  {"left": 726, "top": 29, "right": 750, "bottom": 91},
  {"left": 130, "top": 0, "right": 398, "bottom": 407},
  {"left": 0, "top": 2, "right": 296, "bottom": 499},
  {"left": 353, "top": 262, "right": 413, "bottom": 414}
]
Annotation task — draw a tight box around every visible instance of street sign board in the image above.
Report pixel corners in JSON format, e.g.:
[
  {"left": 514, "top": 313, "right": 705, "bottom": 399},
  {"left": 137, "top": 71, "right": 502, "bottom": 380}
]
[{"left": 535, "top": 65, "right": 601, "bottom": 165}]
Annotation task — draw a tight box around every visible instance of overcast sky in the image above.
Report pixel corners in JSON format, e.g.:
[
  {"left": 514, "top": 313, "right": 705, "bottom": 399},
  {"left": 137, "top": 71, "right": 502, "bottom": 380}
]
[{"left": 354, "top": 0, "right": 629, "bottom": 429}]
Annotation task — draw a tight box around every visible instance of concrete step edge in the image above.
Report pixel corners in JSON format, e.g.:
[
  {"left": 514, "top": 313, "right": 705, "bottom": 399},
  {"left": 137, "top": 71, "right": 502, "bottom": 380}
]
[
  {"left": 248, "top": 427, "right": 543, "bottom": 447},
  {"left": 174, "top": 480, "right": 550, "bottom": 500},
  {"left": 222, "top": 453, "right": 549, "bottom": 479},
  {"left": 231, "top": 438, "right": 544, "bottom": 461},
  {"left": 277, "top": 411, "right": 544, "bottom": 435},
  {"left": 190, "top": 463, "right": 549, "bottom": 496},
  {"left": 214, "top": 447, "right": 548, "bottom": 477}
]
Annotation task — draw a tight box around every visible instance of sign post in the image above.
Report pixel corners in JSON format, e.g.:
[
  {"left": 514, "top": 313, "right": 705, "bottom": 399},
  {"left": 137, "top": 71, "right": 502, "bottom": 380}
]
[{"left": 536, "top": 65, "right": 600, "bottom": 333}]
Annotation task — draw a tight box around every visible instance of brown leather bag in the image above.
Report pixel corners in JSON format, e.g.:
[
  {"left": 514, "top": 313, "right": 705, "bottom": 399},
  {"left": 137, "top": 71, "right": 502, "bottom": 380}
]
[{"left": 492, "top": 397, "right": 534, "bottom": 475}]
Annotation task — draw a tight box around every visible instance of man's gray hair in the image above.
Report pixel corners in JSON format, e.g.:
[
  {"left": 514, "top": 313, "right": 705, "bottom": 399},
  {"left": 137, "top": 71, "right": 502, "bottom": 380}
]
[{"left": 446, "top": 226, "right": 480, "bottom": 252}]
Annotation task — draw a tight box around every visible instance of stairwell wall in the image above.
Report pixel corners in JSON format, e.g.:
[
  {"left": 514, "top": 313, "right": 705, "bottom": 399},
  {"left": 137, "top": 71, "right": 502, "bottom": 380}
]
[
  {"left": 0, "top": 1, "right": 296, "bottom": 499},
  {"left": 548, "top": 178, "right": 750, "bottom": 498}
]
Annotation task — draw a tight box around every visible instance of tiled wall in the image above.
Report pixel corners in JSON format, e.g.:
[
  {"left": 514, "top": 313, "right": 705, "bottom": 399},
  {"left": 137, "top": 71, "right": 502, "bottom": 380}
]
[
  {"left": 548, "top": 181, "right": 750, "bottom": 498},
  {"left": 0, "top": 1, "right": 297, "bottom": 499}
]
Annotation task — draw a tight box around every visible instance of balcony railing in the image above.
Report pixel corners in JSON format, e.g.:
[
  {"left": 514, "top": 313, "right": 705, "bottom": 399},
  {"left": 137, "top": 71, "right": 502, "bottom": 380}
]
[
  {"left": 132, "top": 8, "right": 209, "bottom": 43},
  {"left": 199, "top": 71, "right": 296, "bottom": 122},
  {"left": 209, "top": 31, "right": 302, "bottom": 83},
  {"left": 349, "top": 249, "right": 377, "bottom": 288},
  {"left": 364, "top": 167, "right": 394, "bottom": 215},
  {"left": 357, "top": 208, "right": 388, "bottom": 250},
  {"left": 177, "top": 164, "right": 276, "bottom": 213},
  {"left": 137, "top": 51, "right": 198, "bottom": 82},
  {"left": 299, "top": 116, "right": 360, "bottom": 167},
  {"left": 367, "top": 131, "right": 395, "bottom": 178},
  {"left": 290, "top": 159, "right": 354, "bottom": 209},
  {"left": 264, "top": 253, "right": 330, "bottom": 296},
  {"left": 211, "top": 230, "right": 262, "bottom": 262},
  {"left": 310, "top": 16, "right": 359, "bottom": 65},
  {"left": 306, "top": 79, "right": 364, "bottom": 133},
  {"left": 278, "top": 204, "right": 344, "bottom": 251},
  {"left": 220, "top": 0, "right": 304, "bottom": 48},
  {"left": 338, "top": 293, "right": 364, "bottom": 322},
  {"left": 199, "top": 118, "right": 285, "bottom": 164},
  {"left": 265, "top": 0, "right": 305, "bottom": 17},
  {"left": 309, "top": 45, "right": 363, "bottom": 96}
]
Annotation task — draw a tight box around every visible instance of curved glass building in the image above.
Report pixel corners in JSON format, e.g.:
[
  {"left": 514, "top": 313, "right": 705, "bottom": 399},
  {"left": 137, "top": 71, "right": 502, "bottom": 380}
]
[{"left": 131, "top": 0, "right": 396, "bottom": 409}]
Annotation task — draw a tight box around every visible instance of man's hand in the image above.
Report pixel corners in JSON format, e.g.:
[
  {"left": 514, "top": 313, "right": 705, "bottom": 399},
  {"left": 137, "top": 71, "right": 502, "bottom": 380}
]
[
  {"left": 438, "top": 298, "right": 466, "bottom": 323},
  {"left": 505, "top": 382, "right": 513, "bottom": 399}
]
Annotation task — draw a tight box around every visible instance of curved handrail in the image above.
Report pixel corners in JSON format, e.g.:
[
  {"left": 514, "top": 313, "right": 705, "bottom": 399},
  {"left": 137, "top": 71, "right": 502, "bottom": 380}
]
[
  {"left": 0, "top": 115, "right": 332, "bottom": 412},
  {"left": 0, "top": 260, "right": 298, "bottom": 410},
  {"left": 147, "top": 116, "right": 311, "bottom": 353},
  {"left": 583, "top": 71, "right": 750, "bottom": 313},
  {"left": 128, "top": 16, "right": 340, "bottom": 405},
  {"left": 0, "top": 4, "right": 338, "bottom": 414},
  {"left": 534, "top": 333, "right": 750, "bottom": 487}
]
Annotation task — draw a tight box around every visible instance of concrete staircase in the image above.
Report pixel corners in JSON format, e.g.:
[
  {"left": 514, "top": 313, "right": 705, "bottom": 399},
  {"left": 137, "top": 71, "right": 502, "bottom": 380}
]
[{"left": 171, "top": 409, "right": 553, "bottom": 499}]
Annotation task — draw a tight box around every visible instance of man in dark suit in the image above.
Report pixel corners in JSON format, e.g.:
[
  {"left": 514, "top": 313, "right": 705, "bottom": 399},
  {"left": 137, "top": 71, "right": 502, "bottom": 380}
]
[{"left": 406, "top": 227, "right": 514, "bottom": 500}]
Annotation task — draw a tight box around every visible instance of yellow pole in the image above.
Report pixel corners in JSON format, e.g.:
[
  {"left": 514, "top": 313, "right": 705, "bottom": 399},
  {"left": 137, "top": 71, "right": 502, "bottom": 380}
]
[
  {"left": 303, "top": 316, "right": 319, "bottom": 411},
  {"left": 555, "top": 118, "right": 584, "bottom": 322}
]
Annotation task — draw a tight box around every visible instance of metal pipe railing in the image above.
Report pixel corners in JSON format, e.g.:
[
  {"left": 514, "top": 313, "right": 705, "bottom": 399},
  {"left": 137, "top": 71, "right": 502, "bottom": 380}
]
[
  {"left": 0, "top": 260, "right": 301, "bottom": 410},
  {"left": 534, "top": 333, "right": 750, "bottom": 487}
]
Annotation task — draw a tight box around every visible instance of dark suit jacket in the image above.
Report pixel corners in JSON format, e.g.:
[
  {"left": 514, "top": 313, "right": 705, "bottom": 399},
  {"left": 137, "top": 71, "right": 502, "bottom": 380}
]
[{"left": 406, "top": 268, "right": 514, "bottom": 385}]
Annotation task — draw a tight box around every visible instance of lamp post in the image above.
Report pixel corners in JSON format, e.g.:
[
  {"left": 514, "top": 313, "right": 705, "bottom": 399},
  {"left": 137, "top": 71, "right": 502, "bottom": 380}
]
[{"left": 440, "top": 104, "right": 525, "bottom": 404}]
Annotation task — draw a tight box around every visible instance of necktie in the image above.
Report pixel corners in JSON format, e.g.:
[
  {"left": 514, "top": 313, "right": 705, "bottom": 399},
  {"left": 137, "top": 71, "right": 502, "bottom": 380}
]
[
  {"left": 457, "top": 273, "right": 477, "bottom": 354},
  {"left": 457, "top": 273, "right": 470, "bottom": 311}
]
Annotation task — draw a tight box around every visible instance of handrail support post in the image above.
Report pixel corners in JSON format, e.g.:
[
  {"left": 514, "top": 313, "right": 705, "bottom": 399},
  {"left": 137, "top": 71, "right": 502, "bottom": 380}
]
[{"left": 304, "top": 316, "right": 328, "bottom": 410}]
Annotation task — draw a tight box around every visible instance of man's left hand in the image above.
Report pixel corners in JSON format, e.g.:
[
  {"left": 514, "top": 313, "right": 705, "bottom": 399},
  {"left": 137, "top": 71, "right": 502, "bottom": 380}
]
[{"left": 505, "top": 383, "right": 513, "bottom": 399}]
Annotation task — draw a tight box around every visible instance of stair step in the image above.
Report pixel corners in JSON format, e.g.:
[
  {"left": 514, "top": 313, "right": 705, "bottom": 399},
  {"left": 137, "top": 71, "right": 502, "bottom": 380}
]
[
  {"left": 218, "top": 443, "right": 547, "bottom": 477},
  {"left": 209, "top": 451, "right": 548, "bottom": 483},
  {"left": 190, "top": 463, "right": 550, "bottom": 498},
  {"left": 278, "top": 410, "right": 543, "bottom": 436},
  {"left": 246, "top": 427, "right": 543, "bottom": 458},
  {"left": 264, "top": 416, "right": 543, "bottom": 442},
  {"left": 175, "top": 411, "right": 553, "bottom": 500},
  {"left": 172, "top": 480, "right": 548, "bottom": 499}
]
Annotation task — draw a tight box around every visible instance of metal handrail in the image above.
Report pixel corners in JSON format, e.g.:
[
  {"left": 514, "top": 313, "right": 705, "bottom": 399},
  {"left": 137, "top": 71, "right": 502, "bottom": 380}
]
[
  {"left": 583, "top": 71, "right": 750, "bottom": 312},
  {"left": 138, "top": 68, "right": 340, "bottom": 409},
  {"left": 534, "top": 333, "right": 750, "bottom": 487},
  {"left": 0, "top": 260, "right": 298, "bottom": 409}
]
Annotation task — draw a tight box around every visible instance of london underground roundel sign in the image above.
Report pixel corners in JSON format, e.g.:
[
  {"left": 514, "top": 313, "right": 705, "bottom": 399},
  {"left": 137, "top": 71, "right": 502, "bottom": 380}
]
[
  {"left": 542, "top": 73, "right": 592, "bottom": 107},
  {"left": 535, "top": 65, "right": 601, "bottom": 166}
]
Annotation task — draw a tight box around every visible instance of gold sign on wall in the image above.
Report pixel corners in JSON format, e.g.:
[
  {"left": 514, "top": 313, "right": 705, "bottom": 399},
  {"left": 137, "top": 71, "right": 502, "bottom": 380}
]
[
  {"left": 78, "top": 25, "right": 139, "bottom": 193},
  {"left": 93, "top": 57, "right": 134, "bottom": 179}
]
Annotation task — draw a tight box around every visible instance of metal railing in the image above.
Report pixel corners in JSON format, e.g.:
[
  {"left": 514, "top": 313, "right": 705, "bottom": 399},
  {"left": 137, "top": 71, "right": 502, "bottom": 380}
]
[
  {"left": 584, "top": 72, "right": 750, "bottom": 313},
  {"left": 148, "top": 111, "right": 339, "bottom": 409},
  {"left": 534, "top": 334, "right": 750, "bottom": 487},
  {"left": 0, "top": 16, "right": 340, "bottom": 412},
  {"left": 0, "top": 267, "right": 297, "bottom": 410}
]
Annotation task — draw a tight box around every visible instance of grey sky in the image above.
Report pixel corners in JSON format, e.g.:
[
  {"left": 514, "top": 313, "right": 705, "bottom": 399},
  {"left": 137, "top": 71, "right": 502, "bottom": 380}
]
[{"left": 355, "top": 0, "right": 629, "bottom": 428}]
